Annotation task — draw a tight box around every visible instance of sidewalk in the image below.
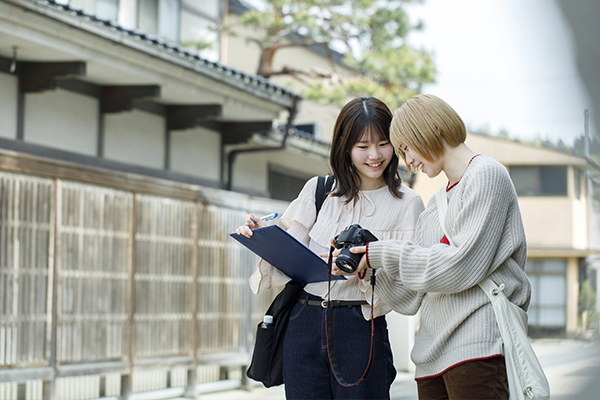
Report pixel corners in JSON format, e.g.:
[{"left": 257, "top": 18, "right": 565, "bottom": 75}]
[
  {"left": 193, "top": 371, "right": 416, "bottom": 400},
  {"left": 177, "top": 338, "right": 599, "bottom": 400}
]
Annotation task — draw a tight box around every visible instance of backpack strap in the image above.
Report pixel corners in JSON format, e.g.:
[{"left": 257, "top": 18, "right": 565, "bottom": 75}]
[{"left": 315, "top": 175, "right": 334, "bottom": 217}]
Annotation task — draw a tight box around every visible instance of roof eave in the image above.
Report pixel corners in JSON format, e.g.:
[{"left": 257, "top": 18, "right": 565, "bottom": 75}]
[{"left": 12, "top": 0, "right": 299, "bottom": 109}]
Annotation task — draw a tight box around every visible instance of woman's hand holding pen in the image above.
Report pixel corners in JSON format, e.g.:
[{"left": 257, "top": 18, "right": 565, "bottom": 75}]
[{"left": 235, "top": 213, "right": 278, "bottom": 238}]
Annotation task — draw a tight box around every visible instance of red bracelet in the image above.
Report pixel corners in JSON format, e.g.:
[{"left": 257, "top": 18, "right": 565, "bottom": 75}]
[{"left": 358, "top": 242, "right": 372, "bottom": 279}]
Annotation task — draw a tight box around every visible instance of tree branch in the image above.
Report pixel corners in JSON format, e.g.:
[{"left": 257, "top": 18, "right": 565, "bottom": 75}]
[{"left": 264, "top": 66, "right": 336, "bottom": 80}]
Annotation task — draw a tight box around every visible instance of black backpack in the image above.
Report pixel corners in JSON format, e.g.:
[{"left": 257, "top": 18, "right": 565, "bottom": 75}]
[{"left": 246, "top": 175, "right": 334, "bottom": 387}]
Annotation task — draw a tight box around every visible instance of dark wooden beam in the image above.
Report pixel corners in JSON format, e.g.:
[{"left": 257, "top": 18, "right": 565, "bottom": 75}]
[
  {"left": 221, "top": 121, "right": 273, "bottom": 145},
  {"left": 19, "top": 61, "right": 86, "bottom": 93},
  {"left": 57, "top": 79, "right": 101, "bottom": 98},
  {"left": 166, "top": 105, "right": 221, "bottom": 130},
  {"left": 100, "top": 85, "right": 160, "bottom": 113},
  {"left": 135, "top": 101, "right": 166, "bottom": 116},
  {"left": 0, "top": 57, "right": 12, "bottom": 74}
]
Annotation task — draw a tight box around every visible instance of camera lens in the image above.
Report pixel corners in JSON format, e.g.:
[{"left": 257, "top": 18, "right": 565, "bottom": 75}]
[{"left": 336, "top": 248, "right": 361, "bottom": 273}]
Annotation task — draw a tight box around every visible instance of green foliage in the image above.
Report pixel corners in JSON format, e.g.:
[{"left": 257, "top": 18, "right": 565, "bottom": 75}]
[
  {"left": 579, "top": 280, "right": 599, "bottom": 331},
  {"left": 232, "top": 0, "right": 435, "bottom": 106},
  {"left": 180, "top": 39, "right": 215, "bottom": 52}
]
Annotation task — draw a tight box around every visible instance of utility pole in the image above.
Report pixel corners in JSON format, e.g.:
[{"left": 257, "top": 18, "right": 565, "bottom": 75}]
[
  {"left": 585, "top": 109, "right": 592, "bottom": 253},
  {"left": 585, "top": 108, "right": 600, "bottom": 325},
  {"left": 585, "top": 109, "right": 590, "bottom": 159}
]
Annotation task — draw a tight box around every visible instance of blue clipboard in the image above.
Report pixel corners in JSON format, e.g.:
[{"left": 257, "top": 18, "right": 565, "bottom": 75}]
[{"left": 230, "top": 225, "right": 345, "bottom": 284}]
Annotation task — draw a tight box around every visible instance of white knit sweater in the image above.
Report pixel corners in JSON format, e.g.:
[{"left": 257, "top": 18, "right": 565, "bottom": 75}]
[{"left": 366, "top": 154, "right": 531, "bottom": 379}]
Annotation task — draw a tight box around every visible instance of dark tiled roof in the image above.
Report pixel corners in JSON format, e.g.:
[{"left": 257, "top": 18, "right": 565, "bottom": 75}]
[{"left": 35, "top": 0, "right": 299, "bottom": 103}]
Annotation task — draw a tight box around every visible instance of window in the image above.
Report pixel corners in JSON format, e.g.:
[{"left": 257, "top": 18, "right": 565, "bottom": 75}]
[
  {"left": 269, "top": 166, "right": 312, "bottom": 202},
  {"left": 295, "top": 124, "right": 315, "bottom": 137},
  {"left": 138, "top": 0, "right": 180, "bottom": 43},
  {"left": 526, "top": 259, "right": 567, "bottom": 336},
  {"left": 509, "top": 165, "right": 567, "bottom": 196}
]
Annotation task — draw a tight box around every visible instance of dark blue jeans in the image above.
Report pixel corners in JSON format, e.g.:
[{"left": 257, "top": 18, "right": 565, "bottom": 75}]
[{"left": 283, "top": 292, "right": 396, "bottom": 399}]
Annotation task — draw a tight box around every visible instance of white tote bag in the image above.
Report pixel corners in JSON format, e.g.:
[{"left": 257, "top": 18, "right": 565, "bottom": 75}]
[{"left": 435, "top": 188, "right": 550, "bottom": 400}]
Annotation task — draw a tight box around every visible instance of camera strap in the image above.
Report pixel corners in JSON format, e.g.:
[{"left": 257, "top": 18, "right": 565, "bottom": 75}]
[{"left": 325, "top": 246, "right": 376, "bottom": 387}]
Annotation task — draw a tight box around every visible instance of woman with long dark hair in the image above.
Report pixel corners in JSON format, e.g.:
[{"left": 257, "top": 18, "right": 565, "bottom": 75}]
[{"left": 236, "top": 97, "right": 424, "bottom": 399}]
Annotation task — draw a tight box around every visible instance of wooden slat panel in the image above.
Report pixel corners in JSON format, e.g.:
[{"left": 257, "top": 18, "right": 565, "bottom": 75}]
[
  {"left": 0, "top": 172, "right": 52, "bottom": 367},
  {"left": 134, "top": 195, "right": 195, "bottom": 358},
  {"left": 56, "top": 182, "right": 132, "bottom": 363}
]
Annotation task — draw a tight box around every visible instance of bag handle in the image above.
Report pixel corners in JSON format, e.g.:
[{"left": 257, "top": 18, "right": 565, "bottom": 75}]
[{"left": 435, "top": 186, "right": 454, "bottom": 246}]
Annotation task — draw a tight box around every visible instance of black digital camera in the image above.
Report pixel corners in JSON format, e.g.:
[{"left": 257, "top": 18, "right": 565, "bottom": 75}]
[{"left": 334, "top": 224, "right": 378, "bottom": 273}]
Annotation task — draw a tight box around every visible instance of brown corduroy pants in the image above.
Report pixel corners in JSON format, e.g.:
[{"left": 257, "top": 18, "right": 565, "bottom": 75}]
[{"left": 416, "top": 356, "right": 509, "bottom": 400}]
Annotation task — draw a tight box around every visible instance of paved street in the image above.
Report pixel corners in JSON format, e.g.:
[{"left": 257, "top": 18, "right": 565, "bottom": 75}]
[
  {"left": 186, "top": 338, "right": 600, "bottom": 400},
  {"left": 535, "top": 338, "right": 600, "bottom": 400}
]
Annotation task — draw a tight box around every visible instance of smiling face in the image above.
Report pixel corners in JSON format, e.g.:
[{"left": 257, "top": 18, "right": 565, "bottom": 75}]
[
  {"left": 390, "top": 94, "right": 467, "bottom": 178},
  {"left": 330, "top": 97, "right": 401, "bottom": 201},
  {"left": 398, "top": 144, "right": 444, "bottom": 179},
  {"left": 350, "top": 130, "right": 394, "bottom": 190}
]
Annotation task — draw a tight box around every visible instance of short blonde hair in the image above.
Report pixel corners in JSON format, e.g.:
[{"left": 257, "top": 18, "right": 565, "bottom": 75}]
[{"left": 391, "top": 94, "right": 466, "bottom": 173}]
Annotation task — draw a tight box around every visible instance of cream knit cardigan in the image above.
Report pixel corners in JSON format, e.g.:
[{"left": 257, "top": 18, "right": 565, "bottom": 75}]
[{"left": 366, "top": 154, "right": 532, "bottom": 379}]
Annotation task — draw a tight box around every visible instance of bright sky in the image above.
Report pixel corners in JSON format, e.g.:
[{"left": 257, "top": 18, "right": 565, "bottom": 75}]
[{"left": 406, "top": 0, "right": 596, "bottom": 145}]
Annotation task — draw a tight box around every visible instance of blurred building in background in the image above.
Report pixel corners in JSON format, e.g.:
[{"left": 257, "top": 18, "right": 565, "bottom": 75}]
[
  {"left": 411, "top": 134, "right": 600, "bottom": 338},
  {"left": 1, "top": 1, "right": 598, "bottom": 399}
]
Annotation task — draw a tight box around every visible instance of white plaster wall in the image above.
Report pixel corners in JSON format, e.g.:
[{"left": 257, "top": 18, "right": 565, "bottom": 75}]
[
  {"left": 170, "top": 127, "right": 220, "bottom": 181},
  {"left": 0, "top": 73, "right": 17, "bottom": 139},
  {"left": 294, "top": 101, "right": 345, "bottom": 142},
  {"left": 225, "top": 18, "right": 261, "bottom": 75},
  {"left": 104, "top": 110, "right": 164, "bottom": 169},
  {"left": 24, "top": 88, "right": 98, "bottom": 155},
  {"left": 232, "top": 151, "right": 268, "bottom": 194},
  {"left": 233, "top": 148, "right": 330, "bottom": 195}
]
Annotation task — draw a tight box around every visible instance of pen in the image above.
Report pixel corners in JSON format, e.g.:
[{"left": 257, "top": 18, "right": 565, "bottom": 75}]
[
  {"left": 260, "top": 212, "right": 278, "bottom": 222},
  {"left": 246, "top": 212, "right": 279, "bottom": 226}
]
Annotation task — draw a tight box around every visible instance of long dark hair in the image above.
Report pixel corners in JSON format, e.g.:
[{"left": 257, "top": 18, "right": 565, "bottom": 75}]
[{"left": 329, "top": 97, "right": 402, "bottom": 203}]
